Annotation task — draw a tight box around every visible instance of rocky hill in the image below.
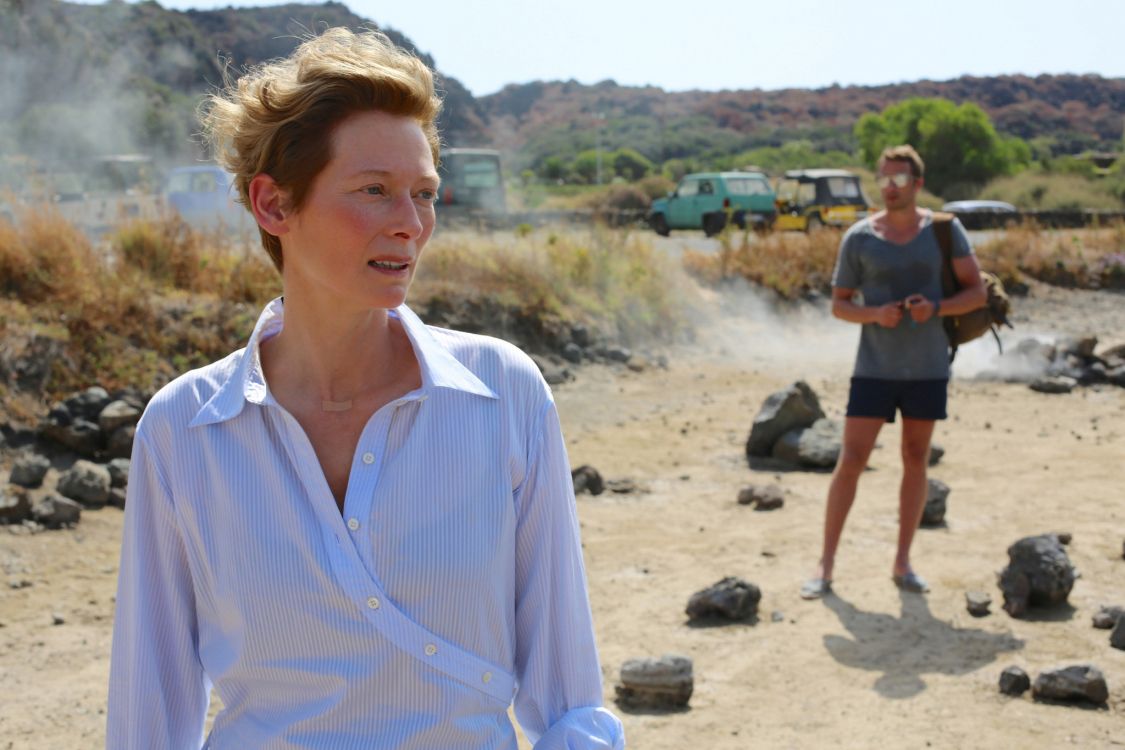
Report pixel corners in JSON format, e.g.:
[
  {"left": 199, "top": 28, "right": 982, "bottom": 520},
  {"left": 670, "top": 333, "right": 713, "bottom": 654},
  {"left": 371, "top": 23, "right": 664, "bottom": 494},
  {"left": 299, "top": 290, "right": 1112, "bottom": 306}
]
[{"left": 0, "top": 0, "right": 1122, "bottom": 170}]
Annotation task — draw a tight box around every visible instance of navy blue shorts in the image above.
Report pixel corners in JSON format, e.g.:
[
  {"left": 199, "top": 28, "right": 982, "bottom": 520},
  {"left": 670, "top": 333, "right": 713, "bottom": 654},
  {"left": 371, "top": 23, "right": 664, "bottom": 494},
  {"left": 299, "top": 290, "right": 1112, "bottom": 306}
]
[{"left": 846, "top": 378, "right": 948, "bottom": 423}]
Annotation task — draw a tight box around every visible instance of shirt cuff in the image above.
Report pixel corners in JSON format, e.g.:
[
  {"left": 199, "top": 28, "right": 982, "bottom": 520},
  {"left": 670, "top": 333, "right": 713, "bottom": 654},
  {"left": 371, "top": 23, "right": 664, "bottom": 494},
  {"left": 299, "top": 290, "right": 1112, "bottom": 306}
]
[{"left": 533, "top": 706, "right": 625, "bottom": 750}]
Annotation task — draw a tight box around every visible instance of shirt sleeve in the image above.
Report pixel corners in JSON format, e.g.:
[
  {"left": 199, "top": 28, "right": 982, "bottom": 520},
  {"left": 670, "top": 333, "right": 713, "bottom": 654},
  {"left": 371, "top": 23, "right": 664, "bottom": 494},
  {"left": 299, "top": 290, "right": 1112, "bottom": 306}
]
[
  {"left": 831, "top": 228, "right": 862, "bottom": 289},
  {"left": 512, "top": 400, "right": 626, "bottom": 750},
  {"left": 107, "top": 429, "right": 210, "bottom": 749},
  {"left": 951, "top": 217, "right": 974, "bottom": 259}
]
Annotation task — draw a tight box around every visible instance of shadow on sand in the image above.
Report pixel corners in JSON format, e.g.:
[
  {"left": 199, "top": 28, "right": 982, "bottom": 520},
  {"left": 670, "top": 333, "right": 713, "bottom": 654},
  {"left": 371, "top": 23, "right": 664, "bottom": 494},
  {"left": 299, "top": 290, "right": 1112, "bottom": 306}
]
[{"left": 821, "top": 591, "right": 1025, "bottom": 699}]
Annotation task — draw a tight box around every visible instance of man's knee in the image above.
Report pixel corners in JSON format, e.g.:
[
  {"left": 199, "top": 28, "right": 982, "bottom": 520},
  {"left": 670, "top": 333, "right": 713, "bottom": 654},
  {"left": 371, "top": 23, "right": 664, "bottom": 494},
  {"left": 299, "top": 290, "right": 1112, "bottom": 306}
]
[
  {"left": 900, "top": 440, "right": 931, "bottom": 467},
  {"left": 836, "top": 448, "right": 871, "bottom": 476}
]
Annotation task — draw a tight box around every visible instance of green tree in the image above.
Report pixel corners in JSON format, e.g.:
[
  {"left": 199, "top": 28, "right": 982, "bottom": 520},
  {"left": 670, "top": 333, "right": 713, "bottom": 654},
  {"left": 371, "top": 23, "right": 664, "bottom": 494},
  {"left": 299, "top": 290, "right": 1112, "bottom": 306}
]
[
  {"left": 538, "top": 156, "right": 566, "bottom": 181},
  {"left": 611, "top": 147, "right": 653, "bottom": 180},
  {"left": 570, "top": 150, "right": 601, "bottom": 184},
  {"left": 855, "top": 97, "right": 1031, "bottom": 197}
]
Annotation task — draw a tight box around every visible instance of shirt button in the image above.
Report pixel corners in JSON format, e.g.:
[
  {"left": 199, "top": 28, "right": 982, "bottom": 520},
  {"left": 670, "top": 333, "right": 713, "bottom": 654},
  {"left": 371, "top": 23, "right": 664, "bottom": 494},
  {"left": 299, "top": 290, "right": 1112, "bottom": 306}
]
[
  {"left": 366, "top": 596, "right": 380, "bottom": 610},
  {"left": 482, "top": 671, "right": 492, "bottom": 684},
  {"left": 362, "top": 452, "right": 375, "bottom": 465},
  {"left": 347, "top": 518, "right": 360, "bottom": 531},
  {"left": 424, "top": 644, "right": 437, "bottom": 656}
]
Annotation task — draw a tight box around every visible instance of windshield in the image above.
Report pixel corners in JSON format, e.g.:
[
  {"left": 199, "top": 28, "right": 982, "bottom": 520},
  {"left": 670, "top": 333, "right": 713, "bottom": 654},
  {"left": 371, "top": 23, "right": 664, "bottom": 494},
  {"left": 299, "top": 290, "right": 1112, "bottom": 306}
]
[{"left": 776, "top": 179, "right": 799, "bottom": 201}]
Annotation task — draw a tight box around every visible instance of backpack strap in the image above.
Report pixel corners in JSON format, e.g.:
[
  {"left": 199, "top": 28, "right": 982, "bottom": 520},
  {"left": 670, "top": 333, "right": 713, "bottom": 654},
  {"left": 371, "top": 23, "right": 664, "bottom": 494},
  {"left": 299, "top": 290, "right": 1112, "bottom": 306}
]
[
  {"left": 932, "top": 211, "right": 958, "bottom": 296},
  {"left": 930, "top": 211, "right": 960, "bottom": 362}
]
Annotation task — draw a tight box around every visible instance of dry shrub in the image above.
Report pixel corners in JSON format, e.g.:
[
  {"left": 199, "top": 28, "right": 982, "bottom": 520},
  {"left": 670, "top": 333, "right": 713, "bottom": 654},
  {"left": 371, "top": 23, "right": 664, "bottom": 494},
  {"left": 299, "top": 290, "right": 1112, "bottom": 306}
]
[
  {"left": 976, "top": 220, "right": 1125, "bottom": 290},
  {"left": 415, "top": 227, "right": 694, "bottom": 343},
  {"left": 684, "top": 227, "right": 841, "bottom": 299},
  {"left": 0, "top": 204, "right": 102, "bottom": 305},
  {"left": 0, "top": 209, "right": 280, "bottom": 401},
  {"left": 110, "top": 215, "right": 280, "bottom": 303},
  {"left": 113, "top": 215, "right": 206, "bottom": 290}
]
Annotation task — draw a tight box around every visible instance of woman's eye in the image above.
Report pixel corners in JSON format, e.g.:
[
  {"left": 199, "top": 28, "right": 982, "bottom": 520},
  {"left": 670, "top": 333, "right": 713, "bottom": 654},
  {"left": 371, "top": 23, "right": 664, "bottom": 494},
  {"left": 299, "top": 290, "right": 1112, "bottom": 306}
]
[
  {"left": 362, "top": 185, "right": 385, "bottom": 196},
  {"left": 417, "top": 189, "right": 437, "bottom": 203}
]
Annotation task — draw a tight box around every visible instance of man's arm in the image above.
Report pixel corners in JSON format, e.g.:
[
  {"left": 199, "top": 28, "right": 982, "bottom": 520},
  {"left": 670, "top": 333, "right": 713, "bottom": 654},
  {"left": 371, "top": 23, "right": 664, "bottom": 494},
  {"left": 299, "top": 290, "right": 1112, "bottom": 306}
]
[{"left": 831, "top": 286, "right": 904, "bottom": 328}]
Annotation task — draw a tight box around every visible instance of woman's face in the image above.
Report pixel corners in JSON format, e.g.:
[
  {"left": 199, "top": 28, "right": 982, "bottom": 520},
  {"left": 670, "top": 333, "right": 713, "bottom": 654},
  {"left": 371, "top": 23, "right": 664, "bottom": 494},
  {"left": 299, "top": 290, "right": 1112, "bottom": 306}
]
[{"left": 280, "top": 110, "right": 439, "bottom": 312}]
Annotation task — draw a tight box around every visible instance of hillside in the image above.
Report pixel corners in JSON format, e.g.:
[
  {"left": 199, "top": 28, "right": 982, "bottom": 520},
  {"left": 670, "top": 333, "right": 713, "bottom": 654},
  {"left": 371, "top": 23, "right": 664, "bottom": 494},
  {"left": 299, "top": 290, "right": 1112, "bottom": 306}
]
[
  {"left": 0, "top": 0, "right": 488, "bottom": 162},
  {"left": 0, "top": 0, "right": 1122, "bottom": 173},
  {"left": 481, "top": 75, "right": 1125, "bottom": 172}
]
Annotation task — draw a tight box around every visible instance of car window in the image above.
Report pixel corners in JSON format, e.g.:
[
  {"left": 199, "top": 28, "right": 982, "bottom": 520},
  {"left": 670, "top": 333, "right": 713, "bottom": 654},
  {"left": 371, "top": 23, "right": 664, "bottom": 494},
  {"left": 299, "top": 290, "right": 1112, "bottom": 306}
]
[
  {"left": 698, "top": 180, "right": 714, "bottom": 195},
  {"left": 826, "top": 177, "right": 860, "bottom": 199},
  {"left": 776, "top": 179, "right": 799, "bottom": 201},
  {"left": 167, "top": 171, "right": 194, "bottom": 193},
  {"left": 678, "top": 179, "right": 699, "bottom": 197},
  {"left": 192, "top": 173, "right": 219, "bottom": 193},
  {"left": 726, "top": 178, "right": 771, "bottom": 196},
  {"left": 797, "top": 183, "right": 816, "bottom": 206}
]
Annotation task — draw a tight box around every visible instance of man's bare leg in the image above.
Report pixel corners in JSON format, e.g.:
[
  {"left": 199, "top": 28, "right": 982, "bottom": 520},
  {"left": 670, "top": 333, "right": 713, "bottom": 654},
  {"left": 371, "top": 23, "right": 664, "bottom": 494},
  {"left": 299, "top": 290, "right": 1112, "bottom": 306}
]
[
  {"left": 893, "top": 417, "right": 936, "bottom": 578},
  {"left": 814, "top": 416, "right": 885, "bottom": 581}
]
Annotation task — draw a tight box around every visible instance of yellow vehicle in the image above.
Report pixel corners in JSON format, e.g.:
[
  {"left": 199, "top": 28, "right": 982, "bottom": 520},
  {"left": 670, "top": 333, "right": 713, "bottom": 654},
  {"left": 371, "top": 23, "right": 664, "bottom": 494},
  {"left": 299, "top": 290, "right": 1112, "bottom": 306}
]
[{"left": 773, "top": 169, "right": 871, "bottom": 231}]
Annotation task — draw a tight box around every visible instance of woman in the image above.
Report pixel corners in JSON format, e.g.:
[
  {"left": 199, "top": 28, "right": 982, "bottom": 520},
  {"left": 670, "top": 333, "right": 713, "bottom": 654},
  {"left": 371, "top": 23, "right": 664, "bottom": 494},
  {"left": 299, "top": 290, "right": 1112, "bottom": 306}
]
[{"left": 107, "top": 28, "right": 624, "bottom": 749}]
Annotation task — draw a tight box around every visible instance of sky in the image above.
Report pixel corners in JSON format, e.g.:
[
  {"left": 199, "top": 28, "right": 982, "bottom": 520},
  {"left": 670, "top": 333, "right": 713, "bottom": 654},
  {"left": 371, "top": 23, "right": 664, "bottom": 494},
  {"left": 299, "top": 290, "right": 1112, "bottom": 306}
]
[{"left": 102, "top": 0, "right": 1125, "bottom": 96}]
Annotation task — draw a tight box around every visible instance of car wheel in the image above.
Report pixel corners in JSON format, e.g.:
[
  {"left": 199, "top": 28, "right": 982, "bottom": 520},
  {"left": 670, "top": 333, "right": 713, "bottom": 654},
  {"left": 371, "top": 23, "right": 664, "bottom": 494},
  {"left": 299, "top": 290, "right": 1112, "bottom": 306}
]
[
  {"left": 651, "top": 213, "right": 670, "bottom": 236},
  {"left": 702, "top": 213, "right": 726, "bottom": 237},
  {"left": 733, "top": 210, "right": 747, "bottom": 230},
  {"left": 806, "top": 214, "right": 823, "bottom": 232}
]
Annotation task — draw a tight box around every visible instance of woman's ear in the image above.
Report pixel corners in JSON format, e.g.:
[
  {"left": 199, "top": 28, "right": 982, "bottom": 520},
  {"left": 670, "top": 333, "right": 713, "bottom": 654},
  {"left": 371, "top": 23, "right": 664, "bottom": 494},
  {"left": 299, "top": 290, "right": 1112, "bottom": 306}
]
[{"left": 248, "top": 173, "right": 290, "bottom": 236}]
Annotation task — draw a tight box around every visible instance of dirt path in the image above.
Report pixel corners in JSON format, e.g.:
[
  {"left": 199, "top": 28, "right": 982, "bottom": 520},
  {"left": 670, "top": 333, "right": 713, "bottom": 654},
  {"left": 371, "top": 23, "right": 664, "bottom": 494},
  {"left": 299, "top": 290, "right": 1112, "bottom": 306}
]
[{"left": 2, "top": 283, "right": 1123, "bottom": 749}]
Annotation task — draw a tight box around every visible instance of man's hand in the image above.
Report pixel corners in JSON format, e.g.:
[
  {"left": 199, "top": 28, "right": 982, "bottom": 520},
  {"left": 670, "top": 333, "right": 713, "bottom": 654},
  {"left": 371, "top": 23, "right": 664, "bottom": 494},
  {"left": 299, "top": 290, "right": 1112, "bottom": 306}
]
[
  {"left": 874, "top": 301, "right": 904, "bottom": 328},
  {"left": 904, "top": 294, "right": 937, "bottom": 323}
]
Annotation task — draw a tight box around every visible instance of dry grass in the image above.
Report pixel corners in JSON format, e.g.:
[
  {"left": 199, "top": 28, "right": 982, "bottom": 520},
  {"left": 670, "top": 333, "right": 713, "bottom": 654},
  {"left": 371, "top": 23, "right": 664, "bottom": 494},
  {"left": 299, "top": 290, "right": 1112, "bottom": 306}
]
[
  {"left": 975, "top": 220, "right": 1125, "bottom": 290},
  {"left": 683, "top": 226, "right": 842, "bottom": 300},
  {"left": 1, "top": 211, "right": 694, "bottom": 410},
  {"left": 0, "top": 208, "right": 280, "bottom": 400},
  {"left": 686, "top": 219, "right": 1125, "bottom": 297},
  {"left": 415, "top": 226, "right": 695, "bottom": 344}
]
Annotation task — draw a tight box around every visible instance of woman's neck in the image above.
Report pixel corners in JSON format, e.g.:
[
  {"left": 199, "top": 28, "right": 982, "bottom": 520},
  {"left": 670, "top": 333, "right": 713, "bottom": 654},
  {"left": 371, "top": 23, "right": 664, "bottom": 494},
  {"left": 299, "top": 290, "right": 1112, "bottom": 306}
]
[{"left": 260, "top": 294, "right": 404, "bottom": 408}]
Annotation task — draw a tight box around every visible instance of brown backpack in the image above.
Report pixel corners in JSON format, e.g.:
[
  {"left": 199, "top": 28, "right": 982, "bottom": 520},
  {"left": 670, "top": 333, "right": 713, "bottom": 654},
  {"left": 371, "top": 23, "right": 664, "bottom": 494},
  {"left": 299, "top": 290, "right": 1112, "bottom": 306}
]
[{"left": 932, "top": 212, "right": 1012, "bottom": 361}]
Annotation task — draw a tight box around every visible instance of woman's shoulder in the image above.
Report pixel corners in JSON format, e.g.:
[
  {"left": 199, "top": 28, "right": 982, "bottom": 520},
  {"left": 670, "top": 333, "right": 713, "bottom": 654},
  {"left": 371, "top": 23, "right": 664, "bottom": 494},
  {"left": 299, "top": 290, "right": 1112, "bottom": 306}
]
[
  {"left": 139, "top": 348, "right": 248, "bottom": 433},
  {"left": 425, "top": 326, "right": 549, "bottom": 397}
]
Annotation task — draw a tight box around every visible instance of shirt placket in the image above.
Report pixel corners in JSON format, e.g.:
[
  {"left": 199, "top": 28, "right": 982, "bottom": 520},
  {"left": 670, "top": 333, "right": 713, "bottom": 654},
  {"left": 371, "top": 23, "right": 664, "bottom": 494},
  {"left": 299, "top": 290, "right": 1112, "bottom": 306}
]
[{"left": 271, "top": 394, "right": 515, "bottom": 702}]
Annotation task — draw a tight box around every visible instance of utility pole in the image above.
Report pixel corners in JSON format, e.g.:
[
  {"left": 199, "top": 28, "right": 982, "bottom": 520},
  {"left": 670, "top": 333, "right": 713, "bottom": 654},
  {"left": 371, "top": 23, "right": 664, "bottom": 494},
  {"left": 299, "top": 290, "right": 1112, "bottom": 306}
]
[{"left": 594, "top": 111, "right": 606, "bottom": 185}]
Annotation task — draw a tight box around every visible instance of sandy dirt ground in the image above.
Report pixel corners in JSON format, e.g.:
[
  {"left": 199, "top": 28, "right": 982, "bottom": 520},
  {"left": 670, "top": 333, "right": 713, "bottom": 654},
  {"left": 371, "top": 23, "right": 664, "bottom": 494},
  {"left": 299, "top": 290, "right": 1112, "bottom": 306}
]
[{"left": 2, "top": 281, "right": 1124, "bottom": 749}]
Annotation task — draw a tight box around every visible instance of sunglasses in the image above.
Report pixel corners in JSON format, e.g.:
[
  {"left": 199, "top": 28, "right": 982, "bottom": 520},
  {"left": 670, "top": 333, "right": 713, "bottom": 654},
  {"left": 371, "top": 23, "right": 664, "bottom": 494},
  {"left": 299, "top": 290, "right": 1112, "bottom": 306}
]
[{"left": 876, "top": 173, "right": 914, "bottom": 189}]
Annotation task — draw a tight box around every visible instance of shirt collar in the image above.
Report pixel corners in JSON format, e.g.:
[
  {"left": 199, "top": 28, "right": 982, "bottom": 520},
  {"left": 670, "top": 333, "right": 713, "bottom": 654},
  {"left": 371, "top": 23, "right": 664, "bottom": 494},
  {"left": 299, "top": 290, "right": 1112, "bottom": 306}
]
[{"left": 190, "top": 297, "right": 496, "bottom": 428}]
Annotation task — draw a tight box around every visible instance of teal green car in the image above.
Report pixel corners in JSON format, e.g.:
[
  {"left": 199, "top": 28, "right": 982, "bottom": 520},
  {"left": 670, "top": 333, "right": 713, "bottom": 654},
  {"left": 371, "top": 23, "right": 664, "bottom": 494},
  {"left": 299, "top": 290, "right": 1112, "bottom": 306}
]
[{"left": 649, "top": 171, "right": 775, "bottom": 236}]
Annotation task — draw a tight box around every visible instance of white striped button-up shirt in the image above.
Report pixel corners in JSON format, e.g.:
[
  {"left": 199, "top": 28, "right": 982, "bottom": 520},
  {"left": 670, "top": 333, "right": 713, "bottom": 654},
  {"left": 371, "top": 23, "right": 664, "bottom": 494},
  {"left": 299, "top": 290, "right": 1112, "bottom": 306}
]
[{"left": 107, "top": 298, "right": 624, "bottom": 749}]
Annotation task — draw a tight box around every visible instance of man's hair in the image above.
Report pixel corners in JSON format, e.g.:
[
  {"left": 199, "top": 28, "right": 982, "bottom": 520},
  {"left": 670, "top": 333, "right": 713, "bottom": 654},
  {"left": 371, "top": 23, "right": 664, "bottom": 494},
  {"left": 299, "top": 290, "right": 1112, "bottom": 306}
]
[
  {"left": 876, "top": 145, "right": 925, "bottom": 179},
  {"left": 202, "top": 28, "right": 442, "bottom": 270}
]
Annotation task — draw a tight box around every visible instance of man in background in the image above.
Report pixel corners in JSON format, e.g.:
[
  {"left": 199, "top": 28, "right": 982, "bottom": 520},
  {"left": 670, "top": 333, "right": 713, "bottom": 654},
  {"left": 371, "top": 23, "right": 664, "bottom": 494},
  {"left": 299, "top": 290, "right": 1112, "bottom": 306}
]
[{"left": 800, "top": 145, "right": 986, "bottom": 600}]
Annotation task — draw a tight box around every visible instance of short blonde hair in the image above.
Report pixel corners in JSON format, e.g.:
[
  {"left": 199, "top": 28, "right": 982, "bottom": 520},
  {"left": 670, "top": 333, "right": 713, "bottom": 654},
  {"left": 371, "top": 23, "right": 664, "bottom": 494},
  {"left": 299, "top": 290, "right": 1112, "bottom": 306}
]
[
  {"left": 202, "top": 28, "right": 442, "bottom": 270},
  {"left": 876, "top": 144, "right": 925, "bottom": 179}
]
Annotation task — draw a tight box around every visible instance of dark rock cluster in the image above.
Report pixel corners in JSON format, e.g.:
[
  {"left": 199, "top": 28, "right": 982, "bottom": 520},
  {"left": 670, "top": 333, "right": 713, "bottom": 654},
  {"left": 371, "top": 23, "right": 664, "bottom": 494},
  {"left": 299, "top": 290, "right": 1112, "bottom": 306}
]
[
  {"left": 1, "top": 385, "right": 144, "bottom": 530},
  {"left": 982, "top": 336, "right": 1125, "bottom": 393}
]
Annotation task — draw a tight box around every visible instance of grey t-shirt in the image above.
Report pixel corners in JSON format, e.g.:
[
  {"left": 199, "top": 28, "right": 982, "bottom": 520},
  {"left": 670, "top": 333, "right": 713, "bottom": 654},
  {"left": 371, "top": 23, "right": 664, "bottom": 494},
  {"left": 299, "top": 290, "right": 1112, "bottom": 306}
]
[{"left": 832, "top": 212, "right": 973, "bottom": 380}]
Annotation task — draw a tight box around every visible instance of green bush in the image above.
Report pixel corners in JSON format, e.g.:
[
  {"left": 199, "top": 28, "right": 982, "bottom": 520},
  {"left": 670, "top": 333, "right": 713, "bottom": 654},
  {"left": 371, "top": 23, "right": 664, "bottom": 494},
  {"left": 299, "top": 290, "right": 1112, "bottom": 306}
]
[{"left": 855, "top": 97, "right": 1031, "bottom": 197}]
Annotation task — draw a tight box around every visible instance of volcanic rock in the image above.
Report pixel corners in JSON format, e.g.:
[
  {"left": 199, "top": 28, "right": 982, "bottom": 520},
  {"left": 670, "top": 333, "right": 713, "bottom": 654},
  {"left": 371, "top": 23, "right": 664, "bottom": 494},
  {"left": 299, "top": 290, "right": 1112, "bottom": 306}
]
[
  {"left": 9, "top": 453, "right": 50, "bottom": 488},
  {"left": 998, "top": 666, "right": 1030, "bottom": 696},
  {"left": 921, "top": 479, "right": 950, "bottom": 527},
  {"left": 999, "top": 534, "right": 1076, "bottom": 617},
  {"left": 572, "top": 465, "right": 604, "bottom": 496},
  {"left": 1032, "top": 665, "right": 1108, "bottom": 705},
  {"left": 56, "top": 460, "right": 111, "bottom": 507},
  {"left": 746, "top": 381, "right": 825, "bottom": 458},
  {"left": 615, "top": 655, "right": 693, "bottom": 710},
  {"left": 685, "top": 577, "right": 761, "bottom": 622}
]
